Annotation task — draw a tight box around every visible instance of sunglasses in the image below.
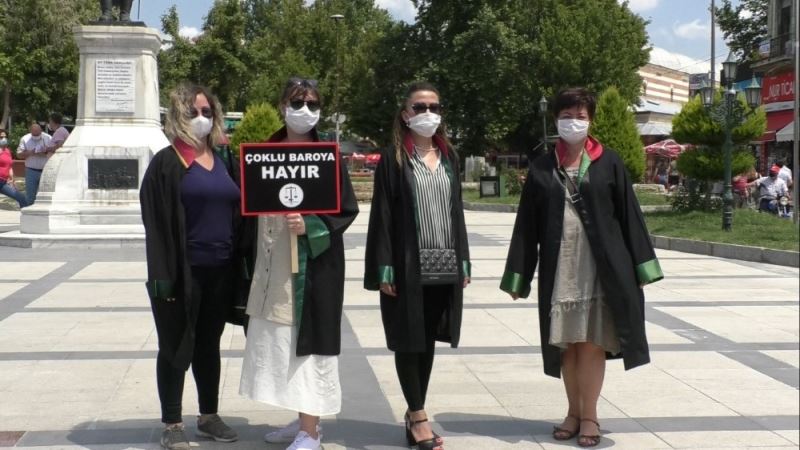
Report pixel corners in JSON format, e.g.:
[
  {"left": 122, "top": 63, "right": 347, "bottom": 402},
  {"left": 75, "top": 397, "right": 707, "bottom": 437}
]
[
  {"left": 290, "top": 100, "right": 321, "bottom": 112},
  {"left": 411, "top": 102, "right": 442, "bottom": 114},
  {"left": 287, "top": 77, "right": 319, "bottom": 88},
  {"left": 189, "top": 107, "right": 213, "bottom": 119}
]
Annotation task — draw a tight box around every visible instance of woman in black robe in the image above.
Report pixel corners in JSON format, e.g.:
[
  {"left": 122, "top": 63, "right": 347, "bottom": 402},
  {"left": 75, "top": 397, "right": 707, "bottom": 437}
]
[
  {"left": 238, "top": 78, "right": 359, "bottom": 450},
  {"left": 500, "top": 88, "right": 663, "bottom": 447},
  {"left": 365, "top": 82, "right": 471, "bottom": 450}
]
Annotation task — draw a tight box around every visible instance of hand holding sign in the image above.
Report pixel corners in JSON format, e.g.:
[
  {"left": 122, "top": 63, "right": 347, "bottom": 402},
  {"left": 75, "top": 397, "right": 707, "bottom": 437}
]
[{"left": 286, "top": 213, "right": 306, "bottom": 235}]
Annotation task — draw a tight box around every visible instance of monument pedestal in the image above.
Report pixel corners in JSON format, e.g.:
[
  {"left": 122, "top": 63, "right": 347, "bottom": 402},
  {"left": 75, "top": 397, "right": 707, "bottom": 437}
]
[{"left": 6, "top": 25, "right": 169, "bottom": 247}]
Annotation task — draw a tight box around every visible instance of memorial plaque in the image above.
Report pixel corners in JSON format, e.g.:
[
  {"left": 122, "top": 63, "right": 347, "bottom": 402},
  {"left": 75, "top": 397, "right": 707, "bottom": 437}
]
[
  {"left": 95, "top": 59, "right": 135, "bottom": 113},
  {"left": 88, "top": 159, "right": 139, "bottom": 189}
]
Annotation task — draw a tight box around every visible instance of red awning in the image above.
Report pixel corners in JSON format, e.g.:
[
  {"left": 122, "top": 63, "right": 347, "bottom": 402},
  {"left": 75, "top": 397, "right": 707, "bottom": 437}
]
[{"left": 755, "top": 109, "right": 795, "bottom": 143}]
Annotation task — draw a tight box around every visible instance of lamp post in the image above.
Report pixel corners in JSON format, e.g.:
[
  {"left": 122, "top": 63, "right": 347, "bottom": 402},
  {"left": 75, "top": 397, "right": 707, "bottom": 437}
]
[
  {"left": 539, "top": 95, "right": 548, "bottom": 154},
  {"left": 330, "top": 14, "right": 345, "bottom": 145},
  {"left": 699, "top": 52, "right": 762, "bottom": 231}
]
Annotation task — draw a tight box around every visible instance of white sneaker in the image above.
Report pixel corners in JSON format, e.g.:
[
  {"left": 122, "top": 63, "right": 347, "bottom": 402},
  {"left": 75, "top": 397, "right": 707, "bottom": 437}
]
[
  {"left": 264, "top": 419, "right": 323, "bottom": 444},
  {"left": 286, "top": 431, "right": 321, "bottom": 450}
]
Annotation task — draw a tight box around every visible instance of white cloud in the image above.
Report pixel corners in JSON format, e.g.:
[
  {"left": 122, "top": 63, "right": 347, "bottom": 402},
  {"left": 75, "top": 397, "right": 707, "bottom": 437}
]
[
  {"left": 375, "top": 0, "right": 417, "bottom": 23},
  {"left": 620, "top": 0, "right": 659, "bottom": 12},
  {"left": 673, "top": 19, "right": 710, "bottom": 40},
  {"left": 179, "top": 26, "right": 201, "bottom": 40}
]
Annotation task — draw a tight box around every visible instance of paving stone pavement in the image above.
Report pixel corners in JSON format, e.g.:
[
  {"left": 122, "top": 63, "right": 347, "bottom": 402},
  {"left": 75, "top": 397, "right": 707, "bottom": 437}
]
[{"left": 0, "top": 207, "right": 798, "bottom": 449}]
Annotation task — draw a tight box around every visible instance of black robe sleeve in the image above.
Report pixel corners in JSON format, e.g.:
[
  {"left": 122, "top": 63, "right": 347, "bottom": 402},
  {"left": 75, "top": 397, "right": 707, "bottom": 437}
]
[
  {"left": 140, "top": 152, "right": 178, "bottom": 300},
  {"left": 500, "top": 174, "right": 539, "bottom": 298},
  {"left": 364, "top": 151, "right": 397, "bottom": 290},
  {"left": 612, "top": 161, "right": 664, "bottom": 285}
]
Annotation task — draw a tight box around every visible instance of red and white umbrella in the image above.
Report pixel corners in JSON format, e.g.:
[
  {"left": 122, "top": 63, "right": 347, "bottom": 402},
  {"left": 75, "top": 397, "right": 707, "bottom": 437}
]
[
  {"left": 644, "top": 139, "right": 686, "bottom": 159},
  {"left": 366, "top": 153, "right": 381, "bottom": 164}
]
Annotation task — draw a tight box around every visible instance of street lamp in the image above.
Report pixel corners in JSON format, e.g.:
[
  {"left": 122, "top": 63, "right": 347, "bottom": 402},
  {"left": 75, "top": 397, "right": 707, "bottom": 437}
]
[
  {"left": 330, "top": 14, "right": 345, "bottom": 144},
  {"left": 539, "top": 95, "right": 548, "bottom": 153},
  {"left": 700, "top": 51, "right": 761, "bottom": 231}
]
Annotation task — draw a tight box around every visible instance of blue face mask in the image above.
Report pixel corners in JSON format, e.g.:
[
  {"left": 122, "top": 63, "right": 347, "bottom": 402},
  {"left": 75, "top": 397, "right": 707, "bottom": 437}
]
[{"left": 0, "top": 139, "right": 7, "bottom": 147}]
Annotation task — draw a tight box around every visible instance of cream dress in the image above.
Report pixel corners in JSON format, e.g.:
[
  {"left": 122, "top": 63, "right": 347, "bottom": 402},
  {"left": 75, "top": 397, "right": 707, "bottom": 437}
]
[
  {"left": 549, "top": 168, "right": 621, "bottom": 354},
  {"left": 239, "top": 216, "right": 341, "bottom": 416}
]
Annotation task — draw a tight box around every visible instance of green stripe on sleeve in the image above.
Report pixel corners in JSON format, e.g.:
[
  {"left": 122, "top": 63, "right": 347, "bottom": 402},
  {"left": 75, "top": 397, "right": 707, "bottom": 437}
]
[
  {"left": 499, "top": 271, "right": 530, "bottom": 297},
  {"left": 636, "top": 259, "right": 664, "bottom": 285}
]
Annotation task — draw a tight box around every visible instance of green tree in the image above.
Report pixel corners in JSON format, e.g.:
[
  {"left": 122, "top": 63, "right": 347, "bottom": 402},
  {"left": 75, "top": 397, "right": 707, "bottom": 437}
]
[
  {"left": 158, "top": 6, "right": 200, "bottom": 107},
  {"left": 409, "top": 0, "right": 649, "bottom": 155},
  {"left": 715, "top": 0, "right": 768, "bottom": 61},
  {"left": 591, "top": 86, "right": 645, "bottom": 182},
  {"left": 672, "top": 92, "right": 764, "bottom": 187},
  {"left": 0, "top": 0, "right": 98, "bottom": 130},
  {"left": 230, "top": 103, "right": 282, "bottom": 153},
  {"left": 672, "top": 93, "right": 766, "bottom": 147}
]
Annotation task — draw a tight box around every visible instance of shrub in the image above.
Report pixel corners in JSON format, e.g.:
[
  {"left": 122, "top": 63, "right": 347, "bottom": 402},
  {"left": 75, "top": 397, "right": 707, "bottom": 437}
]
[
  {"left": 676, "top": 145, "right": 755, "bottom": 182},
  {"left": 230, "top": 103, "right": 282, "bottom": 155},
  {"left": 591, "top": 86, "right": 645, "bottom": 182}
]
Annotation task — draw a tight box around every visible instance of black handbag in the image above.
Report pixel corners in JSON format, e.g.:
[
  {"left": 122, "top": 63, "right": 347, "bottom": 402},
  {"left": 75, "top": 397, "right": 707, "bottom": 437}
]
[{"left": 419, "top": 248, "right": 459, "bottom": 285}]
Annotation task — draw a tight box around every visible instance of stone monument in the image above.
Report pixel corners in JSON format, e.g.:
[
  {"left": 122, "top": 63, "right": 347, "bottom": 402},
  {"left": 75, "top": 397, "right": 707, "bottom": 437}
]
[{"left": 11, "top": 23, "right": 169, "bottom": 246}]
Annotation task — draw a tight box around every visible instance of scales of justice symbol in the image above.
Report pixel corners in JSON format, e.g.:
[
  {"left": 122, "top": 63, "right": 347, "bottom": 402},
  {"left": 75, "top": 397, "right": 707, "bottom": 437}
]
[{"left": 279, "top": 183, "right": 304, "bottom": 208}]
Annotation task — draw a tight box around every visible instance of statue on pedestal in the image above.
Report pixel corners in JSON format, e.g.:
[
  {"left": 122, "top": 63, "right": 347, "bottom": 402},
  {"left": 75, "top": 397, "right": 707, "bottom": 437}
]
[{"left": 99, "top": 0, "right": 134, "bottom": 23}]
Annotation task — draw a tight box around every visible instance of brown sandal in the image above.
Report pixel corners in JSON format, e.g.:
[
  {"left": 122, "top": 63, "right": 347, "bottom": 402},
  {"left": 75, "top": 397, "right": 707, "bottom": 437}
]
[
  {"left": 578, "top": 419, "right": 601, "bottom": 447},
  {"left": 552, "top": 415, "right": 579, "bottom": 441}
]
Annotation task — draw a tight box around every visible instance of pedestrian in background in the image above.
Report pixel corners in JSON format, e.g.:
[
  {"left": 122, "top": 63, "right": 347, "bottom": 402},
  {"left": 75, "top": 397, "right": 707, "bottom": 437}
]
[
  {"left": 0, "top": 129, "right": 28, "bottom": 208},
  {"left": 140, "top": 84, "right": 242, "bottom": 450},
  {"left": 364, "top": 81, "right": 471, "bottom": 450},
  {"left": 16, "top": 122, "right": 51, "bottom": 205},
  {"left": 47, "top": 113, "right": 70, "bottom": 154},
  {"left": 238, "top": 77, "right": 358, "bottom": 450},
  {"left": 501, "top": 87, "right": 663, "bottom": 447}
]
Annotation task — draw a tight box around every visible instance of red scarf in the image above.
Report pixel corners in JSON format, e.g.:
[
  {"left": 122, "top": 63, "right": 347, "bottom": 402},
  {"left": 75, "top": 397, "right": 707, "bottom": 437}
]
[
  {"left": 555, "top": 135, "right": 604, "bottom": 165},
  {"left": 172, "top": 138, "right": 197, "bottom": 167}
]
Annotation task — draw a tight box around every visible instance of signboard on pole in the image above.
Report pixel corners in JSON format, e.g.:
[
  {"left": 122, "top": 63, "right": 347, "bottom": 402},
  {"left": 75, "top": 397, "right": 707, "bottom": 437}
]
[{"left": 240, "top": 142, "right": 341, "bottom": 216}]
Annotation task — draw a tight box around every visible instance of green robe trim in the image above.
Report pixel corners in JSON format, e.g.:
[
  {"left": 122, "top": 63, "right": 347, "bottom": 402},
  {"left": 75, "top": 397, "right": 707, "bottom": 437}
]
[
  {"left": 499, "top": 271, "right": 530, "bottom": 298},
  {"left": 292, "top": 215, "right": 331, "bottom": 329},
  {"left": 635, "top": 259, "right": 664, "bottom": 285},
  {"left": 146, "top": 279, "right": 174, "bottom": 300},
  {"left": 463, "top": 260, "right": 472, "bottom": 278}
]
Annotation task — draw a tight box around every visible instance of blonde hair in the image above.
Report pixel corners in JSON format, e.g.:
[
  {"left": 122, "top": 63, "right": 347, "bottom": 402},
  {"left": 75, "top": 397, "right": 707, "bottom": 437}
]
[
  {"left": 392, "top": 81, "right": 454, "bottom": 165},
  {"left": 164, "top": 83, "right": 225, "bottom": 149}
]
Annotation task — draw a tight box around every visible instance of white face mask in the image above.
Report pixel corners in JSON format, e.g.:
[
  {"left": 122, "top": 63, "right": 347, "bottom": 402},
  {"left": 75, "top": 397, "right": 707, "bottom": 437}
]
[
  {"left": 190, "top": 116, "right": 213, "bottom": 141},
  {"left": 557, "top": 119, "right": 590, "bottom": 144},
  {"left": 285, "top": 105, "right": 320, "bottom": 135},
  {"left": 407, "top": 112, "right": 441, "bottom": 138},
  {"left": 31, "top": 135, "right": 42, "bottom": 141}
]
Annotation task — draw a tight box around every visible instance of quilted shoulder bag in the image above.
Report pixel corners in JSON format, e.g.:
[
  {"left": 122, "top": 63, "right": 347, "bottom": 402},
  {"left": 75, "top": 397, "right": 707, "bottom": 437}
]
[{"left": 419, "top": 248, "right": 459, "bottom": 285}]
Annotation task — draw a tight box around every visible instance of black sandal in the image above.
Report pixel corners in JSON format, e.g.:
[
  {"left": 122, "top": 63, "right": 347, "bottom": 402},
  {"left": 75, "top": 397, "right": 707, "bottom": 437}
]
[
  {"left": 405, "top": 412, "right": 443, "bottom": 449},
  {"left": 578, "top": 418, "right": 601, "bottom": 447},
  {"left": 552, "top": 414, "right": 579, "bottom": 441}
]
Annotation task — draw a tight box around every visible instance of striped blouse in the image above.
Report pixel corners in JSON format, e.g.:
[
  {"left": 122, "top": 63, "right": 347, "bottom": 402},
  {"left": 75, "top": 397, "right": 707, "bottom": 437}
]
[{"left": 409, "top": 150, "right": 454, "bottom": 249}]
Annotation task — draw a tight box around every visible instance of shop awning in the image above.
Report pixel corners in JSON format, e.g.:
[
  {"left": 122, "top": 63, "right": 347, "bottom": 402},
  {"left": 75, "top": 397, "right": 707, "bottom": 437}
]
[
  {"left": 776, "top": 121, "right": 794, "bottom": 142},
  {"left": 755, "top": 109, "right": 794, "bottom": 142},
  {"left": 636, "top": 122, "right": 672, "bottom": 136}
]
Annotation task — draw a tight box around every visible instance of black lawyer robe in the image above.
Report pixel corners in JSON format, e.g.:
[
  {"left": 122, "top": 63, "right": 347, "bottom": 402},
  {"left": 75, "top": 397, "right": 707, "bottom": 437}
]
[
  {"left": 500, "top": 147, "right": 663, "bottom": 378},
  {"left": 364, "top": 142, "right": 471, "bottom": 353},
  {"left": 140, "top": 145, "right": 250, "bottom": 370},
  {"left": 265, "top": 127, "right": 359, "bottom": 357}
]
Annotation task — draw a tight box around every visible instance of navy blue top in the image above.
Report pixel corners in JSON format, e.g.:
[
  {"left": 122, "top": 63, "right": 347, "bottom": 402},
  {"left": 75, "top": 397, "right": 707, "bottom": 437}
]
[{"left": 180, "top": 154, "right": 241, "bottom": 267}]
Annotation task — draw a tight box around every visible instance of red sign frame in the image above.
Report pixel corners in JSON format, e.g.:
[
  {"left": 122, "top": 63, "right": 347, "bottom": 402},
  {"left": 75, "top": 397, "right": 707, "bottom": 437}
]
[{"left": 239, "top": 142, "right": 342, "bottom": 216}]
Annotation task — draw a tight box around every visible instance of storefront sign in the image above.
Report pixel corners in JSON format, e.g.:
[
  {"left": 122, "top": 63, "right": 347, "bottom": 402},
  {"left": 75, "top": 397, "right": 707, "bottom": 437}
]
[{"left": 240, "top": 142, "right": 341, "bottom": 215}]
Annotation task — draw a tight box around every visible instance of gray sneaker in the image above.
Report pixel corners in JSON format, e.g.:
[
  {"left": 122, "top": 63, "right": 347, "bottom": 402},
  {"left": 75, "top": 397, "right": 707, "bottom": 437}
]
[
  {"left": 160, "top": 424, "right": 191, "bottom": 450},
  {"left": 196, "top": 414, "right": 238, "bottom": 443}
]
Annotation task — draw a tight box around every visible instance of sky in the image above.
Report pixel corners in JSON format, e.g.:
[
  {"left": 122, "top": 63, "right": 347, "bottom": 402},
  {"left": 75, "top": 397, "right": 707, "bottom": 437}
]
[{"left": 138, "top": 0, "right": 739, "bottom": 75}]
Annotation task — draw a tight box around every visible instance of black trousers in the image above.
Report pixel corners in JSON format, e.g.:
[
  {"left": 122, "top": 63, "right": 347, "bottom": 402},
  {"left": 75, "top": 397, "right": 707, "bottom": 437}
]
[
  {"left": 394, "top": 285, "right": 450, "bottom": 412},
  {"left": 157, "top": 265, "right": 229, "bottom": 424}
]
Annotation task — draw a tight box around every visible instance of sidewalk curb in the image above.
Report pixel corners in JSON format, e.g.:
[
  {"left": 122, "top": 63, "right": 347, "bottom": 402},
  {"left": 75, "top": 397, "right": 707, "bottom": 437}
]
[{"left": 651, "top": 235, "right": 799, "bottom": 268}]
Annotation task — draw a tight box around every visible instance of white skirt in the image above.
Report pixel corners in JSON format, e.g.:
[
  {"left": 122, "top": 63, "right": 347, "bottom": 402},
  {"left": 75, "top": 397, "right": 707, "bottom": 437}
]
[{"left": 239, "top": 317, "right": 341, "bottom": 416}]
